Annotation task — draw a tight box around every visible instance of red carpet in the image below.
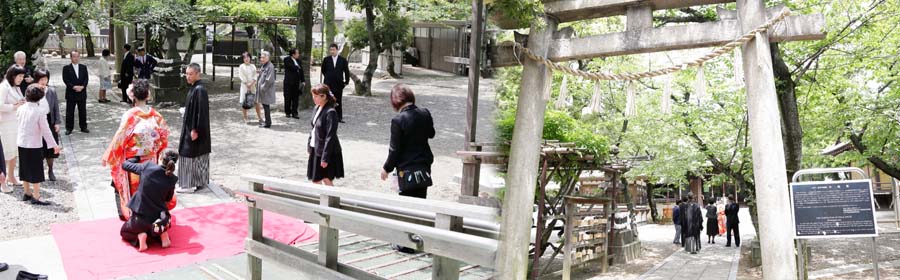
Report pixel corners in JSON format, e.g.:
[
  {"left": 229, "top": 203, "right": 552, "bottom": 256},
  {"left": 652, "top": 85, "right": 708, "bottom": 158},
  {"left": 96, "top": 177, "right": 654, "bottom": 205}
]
[{"left": 50, "top": 202, "right": 318, "bottom": 280}]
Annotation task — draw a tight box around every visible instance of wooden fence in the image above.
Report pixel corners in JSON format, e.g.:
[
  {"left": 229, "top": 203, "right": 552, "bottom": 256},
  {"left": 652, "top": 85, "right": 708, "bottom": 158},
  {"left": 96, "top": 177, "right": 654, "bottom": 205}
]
[{"left": 236, "top": 175, "right": 500, "bottom": 280}]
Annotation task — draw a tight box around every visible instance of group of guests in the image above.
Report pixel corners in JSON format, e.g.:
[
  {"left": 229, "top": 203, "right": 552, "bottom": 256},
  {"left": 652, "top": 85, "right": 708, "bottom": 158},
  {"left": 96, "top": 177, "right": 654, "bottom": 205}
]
[
  {"left": 0, "top": 52, "right": 63, "bottom": 206},
  {"left": 673, "top": 193, "right": 741, "bottom": 254}
]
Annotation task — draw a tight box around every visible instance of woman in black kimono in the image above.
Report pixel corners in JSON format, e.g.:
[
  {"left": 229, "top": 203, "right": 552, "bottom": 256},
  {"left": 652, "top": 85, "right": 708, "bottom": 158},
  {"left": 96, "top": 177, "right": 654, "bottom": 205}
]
[
  {"left": 705, "top": 198, "right": 719, "bottom": 244},
  {"left": 306, "top": 84, "right": 344, "bottom": 186}
]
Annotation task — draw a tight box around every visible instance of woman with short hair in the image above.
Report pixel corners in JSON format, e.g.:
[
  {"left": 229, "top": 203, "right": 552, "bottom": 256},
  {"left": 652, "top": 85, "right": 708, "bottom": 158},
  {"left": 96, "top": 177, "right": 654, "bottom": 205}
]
[
  {"left": 256, "top": 51, "right": 276, "bottom": 128},
  {"left": 380, "top": 84, "right": 436, "bottom": 199},
  {"left": 307, "top": 84, "right": 344, "bottom": 186},
  {"left": 31, "top": 69, "right": 61, "bottom": 181},
  {"left": 102, "top": 79, "right": 173, "bottom": 221},
  {"left": 16, "top": 84, "right": 61, "bottom": 205},
  {"left": 0, "top": 65, "right": 27, "bottom": 188}
]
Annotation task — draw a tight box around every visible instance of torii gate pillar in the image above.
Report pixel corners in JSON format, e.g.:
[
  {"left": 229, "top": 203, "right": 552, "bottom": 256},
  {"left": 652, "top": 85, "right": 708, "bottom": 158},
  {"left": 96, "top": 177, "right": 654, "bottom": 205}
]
[{"left": 737, "top": 0, "right": 798, "bottom": 278}]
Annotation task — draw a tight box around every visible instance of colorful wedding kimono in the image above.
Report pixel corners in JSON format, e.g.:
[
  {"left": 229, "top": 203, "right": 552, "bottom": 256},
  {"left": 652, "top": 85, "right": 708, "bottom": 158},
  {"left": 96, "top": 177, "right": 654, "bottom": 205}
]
[{"left": 102, "top": 107, "right": 174, "bottom": 219}]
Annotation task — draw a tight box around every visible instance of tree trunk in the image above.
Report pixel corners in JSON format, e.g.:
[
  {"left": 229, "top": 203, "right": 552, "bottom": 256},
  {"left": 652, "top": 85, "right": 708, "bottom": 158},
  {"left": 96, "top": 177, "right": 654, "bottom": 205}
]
[
  {"left": 386, "top": 47, "right": 400, "bottom": 77},
  {"left": 647, "top": 184, "right": 658, "bottom": 223},
  {"left": 56, "top": 30, "right": 68, "bottom": 58},
  {"left": 296, "top": 0, "right": 315, "bottom": 109},
  {"left": 0, "top": 0, "right": 83, "bottom": 65},
  {"left": 771, "top": 43, "right": 802, "bottom": 179},
  {"left": 358, "top": 2, "right": 379, "bottom": 97},
  {"left": 80, "top": 23, "right": 96, "bottom": 57},
  {"left": 848, "top": 129, "right": 900, "bottom": 181},
  {"left": 325, "top": 0, "right": 336, "bottom": 48}
]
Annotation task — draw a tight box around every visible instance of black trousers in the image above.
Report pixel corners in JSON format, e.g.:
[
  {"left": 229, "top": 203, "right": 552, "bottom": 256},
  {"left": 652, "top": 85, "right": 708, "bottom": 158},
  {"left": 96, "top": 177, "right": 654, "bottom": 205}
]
[
  {"left": 399, "top": 188, "right": 427, "bottom": 199},
  {"left": 284, "top": 83, "right": 300, "bottom": 117},
  {"left": 333, "top": 86, "right": 344, "bottom": 121},
  {"left": 120, "top": 214, "right": 168, "bottom": 247},
  {"left": 726, "top": 223, "right": 740, "bottom": 246},
  {"left": 65, "top": 99, "right": 88, "bottom": 131},
  {"left": 262, "top": 104, "right": 272, "bottom": 127},
  {"left": 119, "top": 79, "right": 132, "bottom": 102}
]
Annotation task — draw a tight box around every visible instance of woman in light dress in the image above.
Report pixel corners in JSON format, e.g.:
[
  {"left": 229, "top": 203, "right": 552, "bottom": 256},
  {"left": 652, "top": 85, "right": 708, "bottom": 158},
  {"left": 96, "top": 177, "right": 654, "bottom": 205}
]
[
  {"left": 238, "top": 52, "right": 262, "bottom": 123},
  {"left": 0, "top": 65, "right": 28, "bottom": 188}
]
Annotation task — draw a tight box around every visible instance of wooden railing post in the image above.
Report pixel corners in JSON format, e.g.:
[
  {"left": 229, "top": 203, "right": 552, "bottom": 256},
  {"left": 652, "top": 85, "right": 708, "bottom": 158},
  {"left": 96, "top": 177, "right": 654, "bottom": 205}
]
[
  {"left": 433, "top": 213, "right": 464, "bottom": 280},
  {"left": 318, "top": 194, "right": 340, "bottom": 270},
  {"left": 248, "top": 182, "right": 264, "bottom": 280}
]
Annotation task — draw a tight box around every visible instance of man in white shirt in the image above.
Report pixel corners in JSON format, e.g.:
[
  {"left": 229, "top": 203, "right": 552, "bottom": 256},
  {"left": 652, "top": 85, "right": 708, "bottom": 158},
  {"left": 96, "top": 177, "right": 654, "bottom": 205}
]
[{"left": 62, "top": 51, "right": 90, "bottom": 134}]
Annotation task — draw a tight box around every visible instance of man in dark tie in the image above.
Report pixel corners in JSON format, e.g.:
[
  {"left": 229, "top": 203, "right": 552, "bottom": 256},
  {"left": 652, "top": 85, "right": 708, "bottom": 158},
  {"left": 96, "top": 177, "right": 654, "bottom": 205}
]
[
  {"left": 62, "top": 51, "right": 90, "bottom": 134},
  {"left": 321, "top": 44, "right": 351, "bottom": 123},
  {"left": 725, "top": 194, "right": 741, "bottom": 247},
  {"left": 282, "top": 48, "right": 304, "bottom": 119},
  {"left": 134, "top": 47, "right": 158, "bottom": 80},
  {"left": 118, "top": 44, "right": 135, "bottom": 103}
]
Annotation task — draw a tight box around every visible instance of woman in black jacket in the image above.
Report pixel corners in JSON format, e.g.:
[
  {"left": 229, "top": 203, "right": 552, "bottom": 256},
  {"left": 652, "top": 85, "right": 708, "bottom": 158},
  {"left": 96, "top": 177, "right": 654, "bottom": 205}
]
[
  {"left": 379, "top": 84, "right": 435, "bottom": 199},
  {"left": 120, "top": 150, "right": 179, "bottom": 252},
  {"left": 307, "top": 84, "right": 344, "bottom": 186}
]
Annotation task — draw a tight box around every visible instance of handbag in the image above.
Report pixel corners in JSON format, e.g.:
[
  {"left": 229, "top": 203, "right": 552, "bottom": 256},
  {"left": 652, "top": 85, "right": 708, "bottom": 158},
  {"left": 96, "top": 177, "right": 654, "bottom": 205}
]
[
  {"left": 242, "top": 92, "right": 256, "bottom": 109},
  {"left": 397, "top": 167, "right": 433, "bottom": 192}
]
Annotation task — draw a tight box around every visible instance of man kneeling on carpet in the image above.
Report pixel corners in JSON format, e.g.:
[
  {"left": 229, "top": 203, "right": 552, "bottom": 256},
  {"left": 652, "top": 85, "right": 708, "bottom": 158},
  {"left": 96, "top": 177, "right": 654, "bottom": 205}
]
[{"left": 120, "top": 150, "right": 179, "bottom": 252}]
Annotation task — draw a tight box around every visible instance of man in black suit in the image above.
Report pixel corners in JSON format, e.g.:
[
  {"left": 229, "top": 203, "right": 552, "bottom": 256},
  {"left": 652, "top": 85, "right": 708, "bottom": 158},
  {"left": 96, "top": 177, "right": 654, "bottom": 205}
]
[
  {"left": 134, "top": 47, "right": 158, "bottom": 80},
  {"left": 62, "top": 51, "right": 90, "bottom": 134},
  {"left": 118, "top": 44, "right": 135, "bottom": 103},
  {"left": 283, "top": 48, "right": 304, "bottom": 119},
  {"left": 321, "top": 44, "right": 351, "bottom": 123},
  {"left": 725, "top": 194, "right": 741, "bottom": 247}
]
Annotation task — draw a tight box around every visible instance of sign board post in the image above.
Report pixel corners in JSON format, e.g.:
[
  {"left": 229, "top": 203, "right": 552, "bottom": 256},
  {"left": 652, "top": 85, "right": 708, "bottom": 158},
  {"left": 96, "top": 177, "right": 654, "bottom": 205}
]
[{"left": 790, "top": 168, "right": 880, "bottom": 280}]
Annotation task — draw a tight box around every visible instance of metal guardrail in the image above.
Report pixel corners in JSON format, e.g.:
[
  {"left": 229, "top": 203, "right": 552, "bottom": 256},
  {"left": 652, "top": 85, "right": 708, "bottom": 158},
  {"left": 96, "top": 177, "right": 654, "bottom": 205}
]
[{"left": 237, "top": 175, "right": 500, "bottom": 280}]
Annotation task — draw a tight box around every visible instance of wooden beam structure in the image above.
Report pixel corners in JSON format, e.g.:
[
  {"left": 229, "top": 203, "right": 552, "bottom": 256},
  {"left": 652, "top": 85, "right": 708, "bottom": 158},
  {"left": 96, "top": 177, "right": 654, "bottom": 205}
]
[
  {"left": 543, "top": 0, "right": 735, "bottom": 23},
  {"left": 492, "top": 14, "right": 825, "bottom": 67}
]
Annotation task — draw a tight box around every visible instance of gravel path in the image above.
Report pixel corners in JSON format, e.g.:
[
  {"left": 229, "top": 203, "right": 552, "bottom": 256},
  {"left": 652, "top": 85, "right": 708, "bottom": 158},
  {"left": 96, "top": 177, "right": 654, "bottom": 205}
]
[{"left": 0, "top": 158, "right": 78, "bottom": 242}]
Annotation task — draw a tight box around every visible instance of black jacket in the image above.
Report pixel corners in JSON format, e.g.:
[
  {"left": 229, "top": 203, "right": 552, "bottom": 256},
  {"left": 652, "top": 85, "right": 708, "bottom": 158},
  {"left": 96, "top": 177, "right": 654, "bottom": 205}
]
[
  {"left": 383, "top": 104, "right": 435, "bottom": 172},
  {"left": 725, "top": 202, "right": 740, "bottom": 226},
  {"left": 123, "top": 158, "right": 177, "bottom": 221},
  {"left": 309, "top": 104, "right": 341, "bottom": 161},
  {"left": 62, "top": 63, "right": 89, "bottom": 101},
  {"left": 321, "top": 55, "right": 350, "bottom": 89},
  {"left": 283, "top": 56, "right": 304, "bottom": 86},
  {"left": 119, "top": 51, "right": 135, "bottom": 87},
  {"left": 179, "top": 80, "right": 211, "bottom": 157},
  {"left": 134, "top": 55, "right": 157, "bottom": 79},
  {"left": 680, "top": 202, "right": 703, "bottom": 237}
]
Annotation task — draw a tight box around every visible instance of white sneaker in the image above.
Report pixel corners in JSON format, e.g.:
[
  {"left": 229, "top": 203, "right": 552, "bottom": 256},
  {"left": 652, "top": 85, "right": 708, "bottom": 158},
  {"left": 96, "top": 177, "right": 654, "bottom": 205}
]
[
  {"left": 0, "top": 184, "right": 12, "bottom": 193},
  {"left": 176, "top": 187, "right": 197, "bottom": 193}
]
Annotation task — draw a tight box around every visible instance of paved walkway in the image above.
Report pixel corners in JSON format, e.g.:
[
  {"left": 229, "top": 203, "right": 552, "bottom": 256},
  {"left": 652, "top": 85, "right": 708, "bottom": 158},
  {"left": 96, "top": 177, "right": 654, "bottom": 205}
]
[{"left": 636, "top": 207, "right": 755, "bottom": 280}]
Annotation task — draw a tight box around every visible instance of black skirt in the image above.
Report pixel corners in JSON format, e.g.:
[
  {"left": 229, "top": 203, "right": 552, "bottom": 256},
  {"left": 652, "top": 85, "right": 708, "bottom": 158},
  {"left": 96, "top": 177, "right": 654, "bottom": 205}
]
[
  {"left": 306, "top": 147, "right": 344, "bottom": 182},
  {"left": 42, "top": 128, "right": 60, "bottom": 159},
  {"left": 18, "top": 147, "right": 46, "bottom": 183},
  {"left": 706, "top": 218, "right": 719, "bottom": 236}
]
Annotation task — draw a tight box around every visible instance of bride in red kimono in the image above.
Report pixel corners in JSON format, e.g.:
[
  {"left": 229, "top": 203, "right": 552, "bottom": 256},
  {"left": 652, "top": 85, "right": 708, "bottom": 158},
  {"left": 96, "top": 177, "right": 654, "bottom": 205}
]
[{"left": 102, "top": 80, "right": 174, "bottom": 221}]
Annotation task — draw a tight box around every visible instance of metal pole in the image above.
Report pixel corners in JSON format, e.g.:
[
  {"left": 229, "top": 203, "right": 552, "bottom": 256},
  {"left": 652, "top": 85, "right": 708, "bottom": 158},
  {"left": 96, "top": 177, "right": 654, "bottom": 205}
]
[
  {"left": 894, "top": 178, "right": 900, "bottom": 229},
  {"left": 737, "top": 0, "right": 798, "bottom": 278},
  {"left": 872, "top": 236, "right": 880, "bottom": 280}
]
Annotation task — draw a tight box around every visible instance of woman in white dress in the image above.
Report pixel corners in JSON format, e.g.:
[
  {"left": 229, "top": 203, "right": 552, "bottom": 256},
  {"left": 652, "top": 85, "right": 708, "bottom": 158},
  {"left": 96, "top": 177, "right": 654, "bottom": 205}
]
[
  {"left": 238, "top": 52, "right": 262, "bottom": 124},
  {"left": 0, "top": 65, "right": 28, "bottom": 187}
]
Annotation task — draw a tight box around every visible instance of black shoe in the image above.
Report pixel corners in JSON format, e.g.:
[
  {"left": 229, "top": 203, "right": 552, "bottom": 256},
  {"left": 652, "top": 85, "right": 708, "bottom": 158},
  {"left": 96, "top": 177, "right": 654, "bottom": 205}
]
[
  {"left": 22, "top": 193, "right": 33, "bottom": 201},
  {"left": 65, "top": 130, "right": 73, "bottom": 135},
  {"left": 48, "top": 171, "right": 56, "bottom": 181},
  {"left": 81, "top": 129, "right": 90, "bottom": 133},
  {"left": 16, "top": 270, "right": 48, "bottom": 280},
  {"left": 338, "top": 120, "right": 345, "bottom": 123},
  {"left": 726, "top": 245, "right": 731, "bottom": 247},
  {"left": 0, "top": 262, "right": 8, "bottom": 272},
  {"left": 30, "top": 198, "right": 51, "bottom": 206},
  {"left": 690, "top": 252, "right": 697, "bottom": 255},
  {"left": 290, "top": 115, "right": 300, "bottom": 119},
  {"left": 391, "top": 244, "right": 416, "bottom": 254}
]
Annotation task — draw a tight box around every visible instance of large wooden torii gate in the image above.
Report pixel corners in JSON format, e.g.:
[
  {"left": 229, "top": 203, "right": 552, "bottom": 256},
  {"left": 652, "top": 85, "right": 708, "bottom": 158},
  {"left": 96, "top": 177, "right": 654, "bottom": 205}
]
[{"left": 492, "top": 1, "right": 825, "bottom": 279}]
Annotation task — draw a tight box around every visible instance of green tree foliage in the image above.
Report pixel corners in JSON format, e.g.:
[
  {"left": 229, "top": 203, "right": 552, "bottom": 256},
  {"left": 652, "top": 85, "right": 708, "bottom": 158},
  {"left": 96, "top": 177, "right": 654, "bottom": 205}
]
[
  {"left": 343, "top": 0, "right": 410, "bottom": 95},
  {"left": 0, "top": 0, "right": 85, "bottom": 66}
]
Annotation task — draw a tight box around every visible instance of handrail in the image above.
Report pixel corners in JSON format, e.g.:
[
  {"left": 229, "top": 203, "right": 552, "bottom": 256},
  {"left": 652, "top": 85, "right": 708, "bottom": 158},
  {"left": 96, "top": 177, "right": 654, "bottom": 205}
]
[
  {"left": 260, "top": 183, "right": 501, "bottom": 233},
  {"left": 236, "top": 186, "right": 499, "bottom": 268},
  {"left": 791, "top": 167, "right": 868, "bottom": 183},
  {"left": 241, "top": 175, "right": 501, "bottom": 222}
]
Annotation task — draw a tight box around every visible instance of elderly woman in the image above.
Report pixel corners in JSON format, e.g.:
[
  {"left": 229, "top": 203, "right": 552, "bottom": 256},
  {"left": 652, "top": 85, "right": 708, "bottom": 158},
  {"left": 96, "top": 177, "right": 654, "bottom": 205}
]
[
  {"left": 0, "top": 65, "right": 27, "bottom": 187},
  {"left": 380, "top": 84, "right": 436, "bottom": 200},
  {"left": 256, "top": 51, "right": 276, "bottom": 128},
  {"left": 102, "top": 79, "right": 174, "bottom": 221},
  {"left": 307, "top": 84, "right": 343, "bottom": 186}
]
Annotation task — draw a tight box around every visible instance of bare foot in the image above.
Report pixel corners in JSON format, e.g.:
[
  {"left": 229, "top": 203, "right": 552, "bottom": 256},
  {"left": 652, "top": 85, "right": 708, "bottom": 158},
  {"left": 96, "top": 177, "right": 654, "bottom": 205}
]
[
  {"left": 137, "top": 233, "right": 149, "bottom": 252},
  {"left": 160, "top": 232, "right": 171, "bottom": 248}
]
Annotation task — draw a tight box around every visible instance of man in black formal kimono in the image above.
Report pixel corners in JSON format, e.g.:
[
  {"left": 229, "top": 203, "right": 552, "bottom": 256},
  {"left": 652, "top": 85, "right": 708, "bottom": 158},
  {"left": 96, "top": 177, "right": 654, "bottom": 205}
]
[
  {"left": 176, "top": 63, "right": 211, "bottom": 193},
  {"left": 62, "top": 51, "right": 90, "bottom": 134},
  {"left": 134, "top": 47, "right": 158, "bottom": 80},
  {"left": 680, "top": 193, "right": 703, "bottom": 254},
  {"left": 283, "top": 48, "right": 305, "bottom": 119},
  {"left": 118, "top": 44, "right": 135, "bottom": 103},
  {"left": 321, "top": 44, "right": 351, "bottom": 123}
]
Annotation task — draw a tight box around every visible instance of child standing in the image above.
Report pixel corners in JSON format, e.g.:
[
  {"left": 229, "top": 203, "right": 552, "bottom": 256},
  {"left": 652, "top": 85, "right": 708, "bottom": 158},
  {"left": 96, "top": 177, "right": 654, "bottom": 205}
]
[
  {"left": 17, "top": 84, "right": 60, "bottom": 205},
  {"left": 97, "top": 49, "right": 113, "bottom": 103}
]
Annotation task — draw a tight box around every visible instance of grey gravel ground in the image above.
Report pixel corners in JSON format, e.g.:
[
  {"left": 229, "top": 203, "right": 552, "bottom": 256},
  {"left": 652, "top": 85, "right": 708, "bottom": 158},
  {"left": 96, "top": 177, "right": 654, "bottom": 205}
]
[{"left": 0, "top": 160, "right": 78, "bottom": 242}]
